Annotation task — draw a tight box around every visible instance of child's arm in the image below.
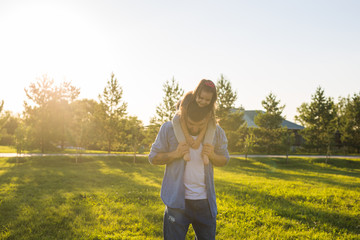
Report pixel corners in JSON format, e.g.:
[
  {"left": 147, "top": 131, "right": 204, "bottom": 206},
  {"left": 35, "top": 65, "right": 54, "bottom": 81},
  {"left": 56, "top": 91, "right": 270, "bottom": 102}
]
[{"left": 180, "top": 114, "right": 195, "bottom": 147}]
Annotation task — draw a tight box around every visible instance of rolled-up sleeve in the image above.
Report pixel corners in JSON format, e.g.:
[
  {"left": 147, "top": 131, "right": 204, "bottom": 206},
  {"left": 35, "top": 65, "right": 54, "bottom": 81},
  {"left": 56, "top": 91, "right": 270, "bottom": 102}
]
[
  {"left": 214, "top": 125, "right": 230, "bottom": 164},
  {"left": 148, "top": 122, "right": 170, "bottom": 164}
]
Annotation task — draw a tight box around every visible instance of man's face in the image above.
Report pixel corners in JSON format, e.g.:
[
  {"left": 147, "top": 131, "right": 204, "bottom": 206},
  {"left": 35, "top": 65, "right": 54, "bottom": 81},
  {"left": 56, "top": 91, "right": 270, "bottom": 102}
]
[{"left": 186, "top": 117, "right": 207, "bottom": 136}]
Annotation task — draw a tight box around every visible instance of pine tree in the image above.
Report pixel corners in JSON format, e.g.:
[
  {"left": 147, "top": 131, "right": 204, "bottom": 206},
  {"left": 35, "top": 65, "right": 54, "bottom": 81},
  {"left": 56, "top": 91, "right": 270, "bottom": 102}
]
[
  {"left": 220, "top": 109, "right": 247, "bottom": 152},
  {"left": 0, "top": 100, "right": 10, "bottom": 141},
  {"left": 295, "top": 86, "right": 337, "bottom": 157},
  {"left": 253, "top": 92, "right": 288, "bottom": 154},
  {"left": 338, "top": 92, "right": 360, "bottom": 153},
  {"left": 216, "top": 74, "right": 237, "bottom": 123},
  {"left": 97, "top": 73, "right": 127, "bottom": 153},
  {"left": 123, "top": 116, "right": 145, "bottom": 163},
  {"left": 153, "top": 77, "right": 184, "bottom": 125},
  {"left": 69, "top": 99, "right": 99, "bottom": 158},
  {"left": 255, "top": 92, "right": 285, "bottom": 129},
  {"left": 215, "top": 75, "right": 245, "bottom": 152},
  {"left": 24, "top": 75, "right": 80, "bottom": 152}
]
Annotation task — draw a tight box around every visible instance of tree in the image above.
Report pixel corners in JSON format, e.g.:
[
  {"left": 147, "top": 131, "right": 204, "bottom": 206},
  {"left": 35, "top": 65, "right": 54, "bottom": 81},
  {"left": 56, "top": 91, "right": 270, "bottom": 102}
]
[
  {"left": 147, "top": 78, "right": 184, "bottom": 151},
  {"left": 153, "top": 77, "right": 184, "bottom": 126},
  {"left": 214, "top": 75, "right": 245, "bottom": 151},
  {"left": 123, "top": 116, "right": 145, "bottom": 163},
  {"left": 338, "top": 92, "right": 360, "bottom": 153},
  {"left": 51, "top": 81, "right": 80, "bottom": 150},
  {"left": 253, "top": 93, "right": 288, "bottom": 154},
  {"left": 0, "top": 100, "right": 10, "bottom": 142},
  {"left": 244, "top": 131, "right": 255, "bottom": 160},
  {"left": 219, "top": 109, "right": 247, "bottom": 152},
  {"left": 68, "top": 99, "right": 99, "bottom": 161},
  {"left": 282, "top": 130, "right": 295, "bottom": 162},
  {"left": 143, "top": 121, "right": 161, "bottom": 152},
  {"left": 24, "top": 76, "right": 54, "bottom": 152},
  {"left": 0, "top": 114, "right": 19, "bottom": 146},
  {"left": 255, "top": 92, "right": 285, "bottom": 129},
  {"left": 216, "top": 74, "right": 237, "bottom": 123},
  {"left": 295, "top": 86, "right": 337, "bottom": 158},
  {"left": 97, "top": 73, "right": 127, "bottom": 153},
  {"left": 15, "top": 119, "right": 27, "bottom": 158},
  {"left": 24, "top": 75, "right": 80, "bottom": 152}
]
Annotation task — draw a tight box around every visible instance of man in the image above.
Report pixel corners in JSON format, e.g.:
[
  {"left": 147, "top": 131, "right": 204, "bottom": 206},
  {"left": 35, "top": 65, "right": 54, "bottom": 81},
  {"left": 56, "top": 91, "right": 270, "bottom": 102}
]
[{"left": 148, "top": 101, "right": 229, "bottom": 240}]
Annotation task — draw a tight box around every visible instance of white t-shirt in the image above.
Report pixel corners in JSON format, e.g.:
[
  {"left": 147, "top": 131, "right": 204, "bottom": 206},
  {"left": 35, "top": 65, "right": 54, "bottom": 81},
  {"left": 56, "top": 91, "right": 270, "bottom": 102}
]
[{"left": 184, "top": 136, "right": 207, "bottom": 200}]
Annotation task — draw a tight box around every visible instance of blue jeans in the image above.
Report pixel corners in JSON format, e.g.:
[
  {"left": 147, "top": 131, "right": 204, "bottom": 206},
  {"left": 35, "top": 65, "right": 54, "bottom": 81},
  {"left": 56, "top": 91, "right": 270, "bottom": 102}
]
[{"left": 163, "top": 199, "right": 216, "bottom": 240}]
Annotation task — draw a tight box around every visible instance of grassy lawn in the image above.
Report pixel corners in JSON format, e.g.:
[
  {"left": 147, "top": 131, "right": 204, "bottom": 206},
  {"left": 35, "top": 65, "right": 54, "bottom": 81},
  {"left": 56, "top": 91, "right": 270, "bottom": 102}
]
[
  {"left": 0, "top": 156, "right": 359, "bottom": 239},
  {"left": 0, "top": 146, "right": 17, "bottom": 153},
  {"left": 0, "top": 145, "right": 148, "bottom": 155}
]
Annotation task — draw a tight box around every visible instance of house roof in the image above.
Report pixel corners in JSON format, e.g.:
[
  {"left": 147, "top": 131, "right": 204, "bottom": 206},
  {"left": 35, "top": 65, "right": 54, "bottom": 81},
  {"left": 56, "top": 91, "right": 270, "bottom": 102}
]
[{"left": 240, "top": 110, "right": 304, "bottom": 130}]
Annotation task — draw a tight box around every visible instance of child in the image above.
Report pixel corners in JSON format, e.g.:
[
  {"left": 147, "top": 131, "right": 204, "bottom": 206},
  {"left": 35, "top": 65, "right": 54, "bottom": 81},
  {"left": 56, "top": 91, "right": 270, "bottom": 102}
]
[{"left": 172, "top": 79, "right": 217, "bottom": 165}]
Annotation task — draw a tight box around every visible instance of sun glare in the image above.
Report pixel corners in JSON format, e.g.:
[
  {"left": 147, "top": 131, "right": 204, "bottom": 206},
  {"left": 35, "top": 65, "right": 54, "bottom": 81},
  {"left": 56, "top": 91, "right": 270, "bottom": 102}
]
[{"left": 0, "top": 1, "right": 117, "bottom": 113}]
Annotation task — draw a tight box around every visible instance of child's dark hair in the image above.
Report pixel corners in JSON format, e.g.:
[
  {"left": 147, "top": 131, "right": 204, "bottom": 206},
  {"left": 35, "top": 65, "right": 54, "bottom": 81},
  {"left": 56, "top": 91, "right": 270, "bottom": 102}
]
[
  {"left": 193, "top": 79, "right": 217, "bottom": 110},
  {"left": 176, "top": 79, "right": 217, "bottom": 122},
  {"left": 187, "top": 100, "right": 211, "bottom": 122}
]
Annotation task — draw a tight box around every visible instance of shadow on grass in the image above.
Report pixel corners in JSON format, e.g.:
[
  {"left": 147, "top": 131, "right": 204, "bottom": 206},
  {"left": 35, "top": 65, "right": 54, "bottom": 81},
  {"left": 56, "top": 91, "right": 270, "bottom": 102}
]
[
  {"left": 222, "top": 157, "right": 360, "bottom": 189},
  {"left": 217, "top": 157, "right": 360, "bottom": 236},
  {"left": 215, "top": 178, "right": 360, "bottom": 236},
  {"left": 0, "top": 156, "right": 165, "bottom": 239}
]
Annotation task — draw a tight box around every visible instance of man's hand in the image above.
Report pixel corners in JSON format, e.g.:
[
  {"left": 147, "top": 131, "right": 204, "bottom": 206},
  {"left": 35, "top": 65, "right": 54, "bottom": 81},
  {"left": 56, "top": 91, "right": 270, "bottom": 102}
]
[
  {"left": 151, "top": 142, "right": 189, "bottom": 165},
  {"left": 175, "top": 142, "right": 190, "bottom": 159},
  {"left": 202, "top": 144, "right": 215, "bottom": 160},
  {"left": 202, "top": 144, "right": 227, "bottom": 167}
]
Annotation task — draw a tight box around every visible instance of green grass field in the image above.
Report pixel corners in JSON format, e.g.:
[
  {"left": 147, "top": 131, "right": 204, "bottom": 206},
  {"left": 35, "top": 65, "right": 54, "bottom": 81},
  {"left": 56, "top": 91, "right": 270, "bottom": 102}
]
[
  {"left": 0, "top": 146, "right": 16, "bottom": 153},
  {"left": 0, "top": 156, "right": 359, "bottom": 239},
  {"left": 0, "top": 145, "right": 146, "bottom": 155}
]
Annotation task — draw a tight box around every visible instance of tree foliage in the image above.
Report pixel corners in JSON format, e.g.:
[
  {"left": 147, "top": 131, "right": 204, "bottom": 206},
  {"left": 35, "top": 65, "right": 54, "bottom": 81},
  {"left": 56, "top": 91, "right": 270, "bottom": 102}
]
[
  {"left": 252, "top": 93, "right": 289, "bottom": 154},
  {"left": 215, "top": 75, "right": 244, "bottom": 152},
  {"left": 254, "top": 92, "right": 285, "bottom": 129},
  {"left": 338, "top": 92, "right": 360, "bottom": 153},
  {"left": 220, "top": 109, "right": 247, "bottom": 152},
  {"left": 153, "top": 77, "right": 184, "bottom": 126},
  {"left": 0, "top": 114, "right": 19, "bottom": 146},
  {"left": 216, "top": 74, "right": 237, "bottom": 123},
  {"left": 68, "top": 99, "right": 99, "bottom": 152},
  {"left": 96, "top": 73, "right": 127, "bottom": 153},
  {"left": 295, "top": 86, "right": 337, "bottom": 153},
  {"left": 3, "top": 74, "right": 360, "bottom": 155},
  {"left": 123, "top": 116, "right": 145, "bottom": 162},
  {"left": 23, "top": 75, "right": 80, "bottom": 152},
  {"left": 0, "top": 100, "right": 10, "bottom": 142}
]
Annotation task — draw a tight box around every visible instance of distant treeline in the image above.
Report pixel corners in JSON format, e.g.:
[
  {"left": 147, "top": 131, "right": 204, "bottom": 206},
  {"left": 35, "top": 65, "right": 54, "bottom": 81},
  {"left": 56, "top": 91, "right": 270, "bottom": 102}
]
[{"left": 0, "top": 73, "right": 359, "bottom": 155}]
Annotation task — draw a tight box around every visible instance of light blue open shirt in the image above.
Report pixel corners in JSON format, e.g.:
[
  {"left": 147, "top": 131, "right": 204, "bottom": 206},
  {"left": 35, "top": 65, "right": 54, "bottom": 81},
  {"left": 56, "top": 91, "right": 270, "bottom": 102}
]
[{"left": 148, "top": 121, "right": 230, "bottom": 218}]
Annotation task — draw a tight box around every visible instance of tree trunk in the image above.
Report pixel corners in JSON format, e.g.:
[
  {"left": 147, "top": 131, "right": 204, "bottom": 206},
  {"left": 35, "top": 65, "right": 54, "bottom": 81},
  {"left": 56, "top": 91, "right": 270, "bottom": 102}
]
[
  {"left": 41, "top": 136, "right": 45, "bottom": 154},
  {"left": 325, "top": 144, "right": 330, "bottom": 164},
  {"left": 133, "top": 145, "right": 137, "bottom": 163},
  {"left": 108, "top": 139, "right": 111, "bottom": 154}
]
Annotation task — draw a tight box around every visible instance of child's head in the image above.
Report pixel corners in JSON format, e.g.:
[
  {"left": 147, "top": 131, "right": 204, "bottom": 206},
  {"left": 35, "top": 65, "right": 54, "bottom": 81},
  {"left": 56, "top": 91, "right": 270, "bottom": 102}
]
[{"left": 193, "top": 79, "right": 217, "bottom": 108}]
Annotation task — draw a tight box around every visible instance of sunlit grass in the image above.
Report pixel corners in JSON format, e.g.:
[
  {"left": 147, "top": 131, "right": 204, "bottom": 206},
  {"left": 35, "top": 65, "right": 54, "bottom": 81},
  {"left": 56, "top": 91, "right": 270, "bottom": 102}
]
[
  {"left": 0, "top": 156, "right": 164, "bottom": 239},
  {"left": 0, "top": 146, "right": 16, "bottom": 153},
  {"left": 0, "top": 156, "right": 359, "bottom": 239},
  {"left": 215, "top": 157, "right": 360, "bottom": 239},
  {"left": 0, "top": 145, "right": 148, "bottom": 155}
]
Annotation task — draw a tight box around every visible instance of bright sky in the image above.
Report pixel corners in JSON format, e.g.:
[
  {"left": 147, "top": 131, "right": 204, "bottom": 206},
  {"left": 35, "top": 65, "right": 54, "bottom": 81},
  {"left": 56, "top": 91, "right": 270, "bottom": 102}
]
[{"left": 0, "top": 0, "right": 359, "bottom": 125}]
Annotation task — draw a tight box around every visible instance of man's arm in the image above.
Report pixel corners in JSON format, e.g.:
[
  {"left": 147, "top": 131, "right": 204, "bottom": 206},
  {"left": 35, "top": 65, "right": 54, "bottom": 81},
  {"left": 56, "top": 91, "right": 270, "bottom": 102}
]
[
  {"left": 151, "top": 142, "right": 189, "bottom": 165},
  {"left": 202, "top": 144, "right": 227, "bottom": 167}
]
